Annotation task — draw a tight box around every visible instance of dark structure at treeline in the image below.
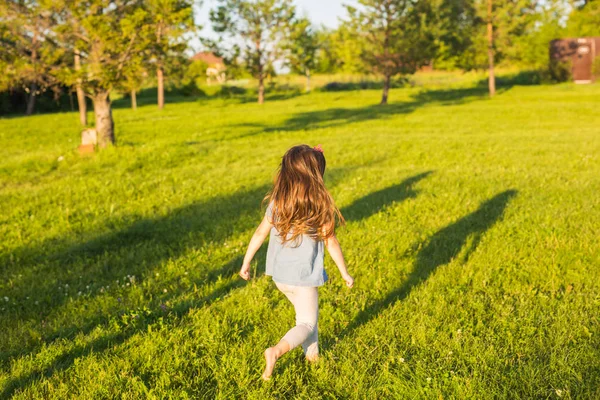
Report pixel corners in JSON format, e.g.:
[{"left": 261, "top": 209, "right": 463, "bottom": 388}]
[{"left": 550, "top": 37, "right": 600, "bottom": 83}]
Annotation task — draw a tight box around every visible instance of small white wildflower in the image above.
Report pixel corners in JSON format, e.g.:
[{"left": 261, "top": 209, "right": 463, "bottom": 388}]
[
  {"left": 163, "top": 289, "right": 167, "bottom": 293},
  {"left": 456, "top": 329, "right": 462, "bottom": 334},
  {"left": 100, "top": 288, "right": 105, "bottom": 293},
  {"left": 155, "top": 273, "right": 159, "bottom": 277},
  {"left": 35, "top": 301, "right": 39, "bottom": 305},
  {"left": 26, "top": 296, "right": 30, "bottom": 300},
  {"left": 426, "top": 377, "right": 431, "bottom": 382},
  {"left": 65, "top": 284, "right": 69, "bottom": 287},
  {"left": 86, "top": 285, "right": 89, "bottom": 289},
  {"left": 57, "top": 156, "right": 64, "bottom": 162},
  {"left": 77, "top": 291, "right": 82, "bottom": 296},
  {"left": 184, "top": 272, "right": 188, "bottom": 275},
  {"left": 126, "top": 283, "right": 130, "bottom": 286},
  {"left": 399, "top": 357, "right": 405, "bottom": 363},
  {"left": 448, "top": 351, "right": 453, "bottom": 355},
  {"left": 4, "top": 297, "right": 8, "bottom": 302},
  {"left": 555, "top": 389, "right": 563, "bottom": 397}
]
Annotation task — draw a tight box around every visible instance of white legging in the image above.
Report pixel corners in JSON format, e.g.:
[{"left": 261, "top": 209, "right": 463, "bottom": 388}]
[{"left": 275, "top": 281, "right": 319, "bottom": 357}]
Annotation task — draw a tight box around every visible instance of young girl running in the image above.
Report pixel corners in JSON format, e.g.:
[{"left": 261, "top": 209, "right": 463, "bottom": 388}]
[{"left": 239, "top": 144, "right": 354, "bottom": 380}]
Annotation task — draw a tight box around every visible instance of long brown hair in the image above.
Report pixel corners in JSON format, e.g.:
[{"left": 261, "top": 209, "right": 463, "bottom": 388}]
[{"left": 264, "top": 144, "right": 344, "bottom": 244}]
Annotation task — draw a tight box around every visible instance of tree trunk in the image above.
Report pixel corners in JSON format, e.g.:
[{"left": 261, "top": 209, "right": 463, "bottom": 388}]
[
  {"left": 131, "top": 89, "right": 137, "bottom": 110},
  {"left": 381, "top": 75, "right": 391, "bottom": 105},
  {"left": 258, "top": 74, "right": 265, "bottom": 104},
  {"left": 75, "top": 49, "right": 87, "bottom": 126},
  {"left": 487, "top": 0, "right": 496, "bottom": 97},
  {"left": 26, "top": 83, "right": 37, "bottom": 115},
  {"left": 93, "top": 92, "right": 115, "bottom": 148},
  {"left": 305, "top": 68, "right": 311, "bottom": 93},
  {"left": 157, "top": 67, "right": 164, "bottom": 109}
]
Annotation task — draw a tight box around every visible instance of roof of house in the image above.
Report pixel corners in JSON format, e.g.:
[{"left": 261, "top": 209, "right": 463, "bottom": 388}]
[{"left": 192, "top": 52, "right": 224, "bottom": 65}]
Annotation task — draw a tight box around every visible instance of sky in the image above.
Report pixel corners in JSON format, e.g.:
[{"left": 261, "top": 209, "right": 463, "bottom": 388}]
[{"left": 192, "top": 0, "right": 348, "bottom": 51}]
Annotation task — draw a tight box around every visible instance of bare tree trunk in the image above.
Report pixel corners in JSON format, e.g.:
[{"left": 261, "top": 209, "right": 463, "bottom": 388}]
[
  {"left": 157, "top": 67, "right": 164, "bottom": 109},
  {"left": 93, "top": 92, "right": 115, "bottom": 148},
  {"left": 26, "top": 83, "right": 37, "bottom": 115},
  {"left": 305, "top": 68, "right": 311, "bottom": 93},
  {"left": 131, "top": 89, "right": 137, "bottom": 110},
  {"left": 75, "top": 49, "right": 87, "bottom": 126},
  {"left": 487, "top": 0, "right": 496, "bottom": 97},
  {"left": 381, "top": 75, "right": 391, "bottom": 105},
  {"left": 258, "top": 74, "right": 265, "bottom": 104}
]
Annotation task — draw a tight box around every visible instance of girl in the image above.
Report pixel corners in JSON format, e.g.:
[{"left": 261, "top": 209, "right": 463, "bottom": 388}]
[{"left": 239, "top": 144, "right": 354, "bottom": 380}]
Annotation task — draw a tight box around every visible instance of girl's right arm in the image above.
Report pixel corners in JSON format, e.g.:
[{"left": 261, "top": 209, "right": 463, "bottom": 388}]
[
  {"left": 325, "top": 234, "right": 354, "bottom": 288},
  {"left": 239, "top": 214, "right": 273, "bottom": 280}
]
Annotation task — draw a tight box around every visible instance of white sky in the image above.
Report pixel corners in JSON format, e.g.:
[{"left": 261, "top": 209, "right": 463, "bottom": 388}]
[{"left": 191, "top": 0, "right": 348, "bottom": 51}]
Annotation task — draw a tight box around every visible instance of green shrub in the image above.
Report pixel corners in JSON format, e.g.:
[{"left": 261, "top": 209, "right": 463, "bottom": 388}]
[
  {"left": 548, "top": 59, "right": 572, "bottom": 83},
  {"left": 218, "top": 85, "right": 247, "bottom": 97},
  {"left": 319, "top": 77, "right": 409, "bottom": 92}
]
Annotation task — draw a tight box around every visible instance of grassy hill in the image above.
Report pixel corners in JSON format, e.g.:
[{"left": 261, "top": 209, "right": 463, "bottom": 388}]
[{"left": 1, "top": 75, "right": 599, "bottom": 398}]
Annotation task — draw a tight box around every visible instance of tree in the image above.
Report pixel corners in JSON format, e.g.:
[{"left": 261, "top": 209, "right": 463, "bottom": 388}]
[
  {"left": 284, "top": 17, "right": 318, "bottom": 92},
  {"left": 145, "top": 0, "right": 196, "bottom": 110},
  {"left": 472, "top": 0, "right": 539, "bottom": 95},
  {"left": 566, "top": 0, "right": 600, "bottom": 37},
  {"left": 429, "top": 0, "right": 479, "bottom": 70},
  {"left": 345, "top": 0, "right": 436, "bottom": 104},
  {"left": 120, "top": 56, "right": 147, "bottom": 110},
  {"left": 0, "top": 1, "right": 62, "bottom": 115},
  {"left": 210, "top": 0, "right": 295, "bottom": 104},
  {"left": 48, "top": 0, "right": 149, "bottom": 147}
]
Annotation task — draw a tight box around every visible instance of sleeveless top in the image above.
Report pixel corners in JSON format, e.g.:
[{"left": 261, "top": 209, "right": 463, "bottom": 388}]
[{"left": 265, "top": 203, "right": 328, "bottom": 287}]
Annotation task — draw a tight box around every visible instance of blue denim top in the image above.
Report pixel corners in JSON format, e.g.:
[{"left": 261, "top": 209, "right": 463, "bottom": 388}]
[{"left": 264, "top": 203, "right": 328, "bottom": 287}]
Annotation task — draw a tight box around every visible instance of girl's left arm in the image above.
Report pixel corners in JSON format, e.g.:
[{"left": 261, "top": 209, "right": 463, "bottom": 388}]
[{"left": 239, "top": 214, "right": 273, "bottom": 280}]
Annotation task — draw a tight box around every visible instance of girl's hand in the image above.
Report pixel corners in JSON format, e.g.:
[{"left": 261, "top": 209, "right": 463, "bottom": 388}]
[
  {"left": 342, "top": 273, "right": 354, "bottom": 288},
  {"left": 239, "top": 263, "right": 251, "bottom": 280}
]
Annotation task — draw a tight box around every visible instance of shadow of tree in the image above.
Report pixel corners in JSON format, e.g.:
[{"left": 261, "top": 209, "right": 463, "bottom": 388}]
[
  {"left": 341, "top": 172, "right": 433, "bottom": 222},
  {"left": 229, "top": 86, "right": 501, "bottom": 136},
  {"left": 1, "top": 184, "right": 270, "bottom": 364},
  {"left": 337, "top": 189, "right": 518, "bottom": 339}
]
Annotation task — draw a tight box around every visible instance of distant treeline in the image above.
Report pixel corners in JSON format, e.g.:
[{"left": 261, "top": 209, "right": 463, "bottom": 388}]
[{"left": 1, "top": 0, "right": 598, "bottom": 145}]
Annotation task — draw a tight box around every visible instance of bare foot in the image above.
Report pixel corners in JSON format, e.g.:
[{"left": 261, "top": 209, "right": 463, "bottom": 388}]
[
  {"left": 305, "top": 354, "right": 319, "bottom": 363},
  {"left": 262, "top": 347, "right": 278, "bottom": 380}
]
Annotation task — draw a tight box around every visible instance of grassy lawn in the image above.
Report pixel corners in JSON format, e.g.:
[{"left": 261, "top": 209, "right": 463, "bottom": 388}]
[{"left": 1, "top": 75, "right": 599, "bottom": 399}]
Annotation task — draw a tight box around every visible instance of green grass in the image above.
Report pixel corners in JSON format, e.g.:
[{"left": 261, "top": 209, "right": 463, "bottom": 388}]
[{"left": 1, "top": 75, "right": 599, "bottom": 399}]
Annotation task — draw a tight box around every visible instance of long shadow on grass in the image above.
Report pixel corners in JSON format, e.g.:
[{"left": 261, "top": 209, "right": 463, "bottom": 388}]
[
  {"left": 231, "top": 86, "right": 504, "bottom": 139},
  {"left": 341, "top": 172, "right": 433, "bottom": 222},
  {"left": 336, "top": 189, "right": 517, "bottom": 341},
  {"left": 0, "top": 253, "right": 256, "bottom": 398},
  {"left": 0, "top": 184, "right": 270, "bottom": 363}
]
